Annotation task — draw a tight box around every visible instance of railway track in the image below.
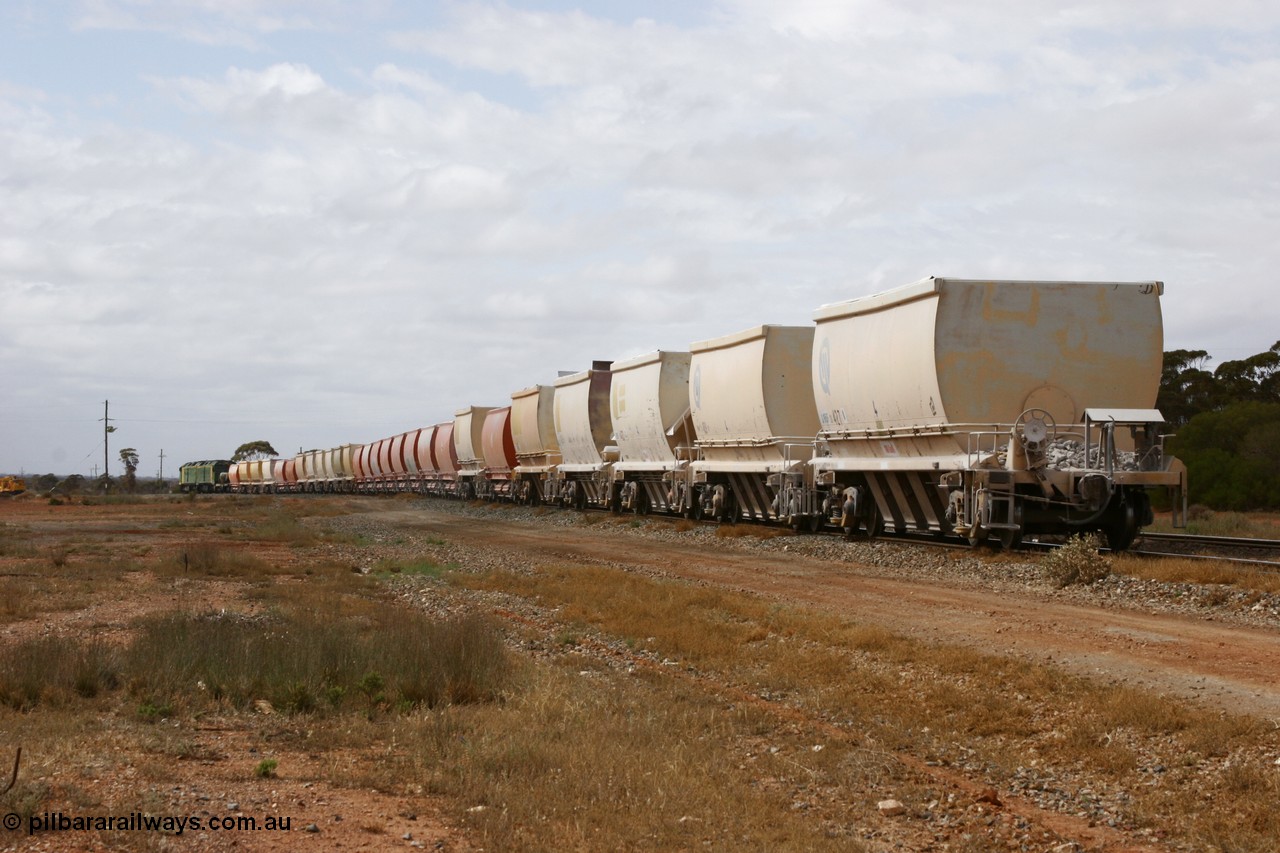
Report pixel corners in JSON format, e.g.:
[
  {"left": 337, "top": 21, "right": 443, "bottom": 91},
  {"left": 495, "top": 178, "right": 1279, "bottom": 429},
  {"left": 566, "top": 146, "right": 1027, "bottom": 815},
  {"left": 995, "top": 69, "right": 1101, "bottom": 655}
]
[
  {"left": 248, "top": 489, "right": 1280, "bottom": 570},
  {"left": 1131, "top": 531, "right": 1280, "bottom": 569},
  {"left": 681, "top": 512, "right": 1280, "bottom": 569}
]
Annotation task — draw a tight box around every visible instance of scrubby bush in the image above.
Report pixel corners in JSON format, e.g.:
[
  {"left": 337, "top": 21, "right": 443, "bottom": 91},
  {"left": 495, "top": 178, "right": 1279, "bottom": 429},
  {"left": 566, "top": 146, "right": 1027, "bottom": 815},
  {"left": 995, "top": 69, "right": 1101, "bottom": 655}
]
[{"left": 1044, "top": 534, "right": 1111, "bottom": 588}]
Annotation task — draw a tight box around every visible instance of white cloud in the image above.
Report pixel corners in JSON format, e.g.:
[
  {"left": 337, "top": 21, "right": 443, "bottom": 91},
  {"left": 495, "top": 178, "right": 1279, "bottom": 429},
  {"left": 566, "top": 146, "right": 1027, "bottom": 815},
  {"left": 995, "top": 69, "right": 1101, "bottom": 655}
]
[
  {"left": 73, "top": 0, "right": 349, "bottom": 46},
  {"left": 2, "top": 2, "right": 1279, "bottom": 473}
]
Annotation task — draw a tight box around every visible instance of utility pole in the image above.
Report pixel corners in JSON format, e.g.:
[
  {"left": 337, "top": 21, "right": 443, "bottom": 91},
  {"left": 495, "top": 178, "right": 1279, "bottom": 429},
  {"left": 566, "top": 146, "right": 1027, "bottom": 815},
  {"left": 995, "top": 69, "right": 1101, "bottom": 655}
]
[
  {"left": 158, "top": 448, "right": 165, "bottom": 481},
  {"left": 99, "top": 400, "right": 114, "bottom": 477}
]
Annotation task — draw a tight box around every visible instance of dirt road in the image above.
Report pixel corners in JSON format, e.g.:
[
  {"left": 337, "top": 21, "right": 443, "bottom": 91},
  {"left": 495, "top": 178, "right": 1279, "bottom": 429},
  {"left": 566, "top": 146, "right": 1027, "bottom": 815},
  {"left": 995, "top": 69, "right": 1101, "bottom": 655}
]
[{"left": 375, "top": 506, "right": 1280, "bottom": 721}]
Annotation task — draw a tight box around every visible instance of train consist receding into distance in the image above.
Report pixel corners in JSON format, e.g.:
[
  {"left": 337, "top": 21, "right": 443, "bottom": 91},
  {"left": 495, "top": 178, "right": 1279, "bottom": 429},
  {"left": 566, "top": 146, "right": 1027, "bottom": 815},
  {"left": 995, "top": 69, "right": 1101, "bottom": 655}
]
[{"left": 186, "top": 277, "right": 1188, "bottom": 551}]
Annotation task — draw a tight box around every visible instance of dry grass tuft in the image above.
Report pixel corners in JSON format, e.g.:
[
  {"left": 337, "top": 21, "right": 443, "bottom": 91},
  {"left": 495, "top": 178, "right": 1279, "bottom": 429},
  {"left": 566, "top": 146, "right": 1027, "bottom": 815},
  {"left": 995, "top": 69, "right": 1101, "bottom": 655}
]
[
  {"left": 1112, "top": 554, "right": 1280, "bottom": 594},
  {"left": 1043, "top": 534, "right": 1111, "bottom": 587},
  {"left": 715, "top": 523, "right": 793, "bottom": 540},
  {"left": 170, "top": 540, "right": 275, "bottom": 576},
  {"left": 128, "top": 603, "right": 510, "bottom": 715},
  {"left": 0, "top": 523, "right": 36, "bottom": 557},
  {"left": 0, "top": 603, "right": 510, "bottom": 718},
  {"left": 248, "top": 509, "right": 319, "bottom": 545},
  {"left": 1148, "top": 508, "right": 1279, "bottom": 538},
  {"left": 0, "top": 635, "right": 120, "bottom": 710},
  {"left": 402, "top": 666, "right": 865, "bottom": 851}
]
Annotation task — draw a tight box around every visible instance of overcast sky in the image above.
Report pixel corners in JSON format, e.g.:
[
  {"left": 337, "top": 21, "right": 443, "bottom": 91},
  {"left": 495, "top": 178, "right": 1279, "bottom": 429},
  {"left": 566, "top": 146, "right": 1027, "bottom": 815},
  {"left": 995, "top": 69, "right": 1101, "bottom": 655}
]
[{"left": 3, "top": 0, "right": 1278, "bottom": 477}]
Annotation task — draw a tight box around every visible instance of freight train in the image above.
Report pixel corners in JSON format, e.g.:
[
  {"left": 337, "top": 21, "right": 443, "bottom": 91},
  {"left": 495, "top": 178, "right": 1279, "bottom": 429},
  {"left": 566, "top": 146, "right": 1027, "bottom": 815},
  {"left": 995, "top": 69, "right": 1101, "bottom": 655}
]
[{"left": 217, "top": 277, "right": 1188, "bottom": 551}]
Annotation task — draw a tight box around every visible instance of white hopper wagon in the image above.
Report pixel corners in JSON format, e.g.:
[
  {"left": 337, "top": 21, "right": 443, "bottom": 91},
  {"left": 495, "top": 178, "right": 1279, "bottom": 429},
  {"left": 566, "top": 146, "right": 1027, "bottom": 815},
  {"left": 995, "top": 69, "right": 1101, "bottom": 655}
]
[
  {"left": 453, "top": 406, "right": 495, "bottom": 500},
  {"left": 688, "top": 325, "right": 820, "bottom": 524},
  {"left": 810, "top": 277, "right": 1186, "bottom": 549},
  {"left": 553, "top": 361, "right": 615, "bottom": 509},
  {"left": 510, "top": 384, "right": 562, "bottom": 504},
  {"left": 319, "top": 443, "right": 356, "bottom": 492},
  {"left": 609, "top": 350, "right": 696, "bottom": 514}
]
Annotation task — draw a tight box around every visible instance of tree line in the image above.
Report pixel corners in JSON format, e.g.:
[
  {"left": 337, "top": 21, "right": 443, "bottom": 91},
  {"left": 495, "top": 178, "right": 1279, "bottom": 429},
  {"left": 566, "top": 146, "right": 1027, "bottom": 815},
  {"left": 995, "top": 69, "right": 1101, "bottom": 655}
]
[{"left": 1159, "top": 342, "right": 1280, "bottom": 510}]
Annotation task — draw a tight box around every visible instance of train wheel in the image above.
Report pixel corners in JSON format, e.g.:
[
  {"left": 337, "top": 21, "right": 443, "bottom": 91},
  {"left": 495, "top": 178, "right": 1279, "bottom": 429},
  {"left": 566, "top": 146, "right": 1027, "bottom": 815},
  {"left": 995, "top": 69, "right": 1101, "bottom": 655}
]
[
  {"left": 998, "top": 501, "right": 1024, "bottom": 550},
  {"left": 711, "top": 485, "right": 726, "bottom": 523},
  {"left": 998, "top": 528, "right": 1022, "bottom": 550},
  {"left": 863, "top": 505, "right": 883, "bottom": 541},
  {"left": 1104, "top": 501, "right": 1139, "bottom": 551}
]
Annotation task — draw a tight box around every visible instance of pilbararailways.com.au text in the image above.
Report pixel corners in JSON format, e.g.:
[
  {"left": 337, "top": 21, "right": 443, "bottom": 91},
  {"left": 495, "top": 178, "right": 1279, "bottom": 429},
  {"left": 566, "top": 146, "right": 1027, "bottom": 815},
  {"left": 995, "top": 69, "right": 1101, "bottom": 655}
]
[{"left": 7, "top": 811, "right": 294, "bottom": 835}]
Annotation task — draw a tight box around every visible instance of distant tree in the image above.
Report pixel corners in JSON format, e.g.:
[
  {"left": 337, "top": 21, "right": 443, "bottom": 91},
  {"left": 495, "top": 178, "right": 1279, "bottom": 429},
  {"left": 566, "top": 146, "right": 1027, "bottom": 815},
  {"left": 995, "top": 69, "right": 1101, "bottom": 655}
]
[
  {"left": 1158, "top": 342, "right": 1280, "bottom": 424},
  {"left": 1212, "top": 342, "right": 1280, "bottom": 406},
  {"left": 232, "top": 440, "right": 279, "bottom": 462},
  {"left": 119, "top": 448, "right": 140, "bottom": 492},
  {"left": 1170, "top": 401, "right": 1280, "bottom": 509},
  {"left": 1156, "top": 349, "right": 1216, "bottom": 427},
  {"left": 1157, "top": 343, "right": 1280, "bottom": 510}
]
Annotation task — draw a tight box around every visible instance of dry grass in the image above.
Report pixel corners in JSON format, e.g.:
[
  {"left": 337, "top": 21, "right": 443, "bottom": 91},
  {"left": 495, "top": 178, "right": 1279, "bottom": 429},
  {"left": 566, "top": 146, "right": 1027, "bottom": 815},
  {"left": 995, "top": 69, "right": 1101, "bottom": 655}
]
[
  {"left": 454, "top": 561, "right": 1280, "bottom": 851},
  {"left": 1147, "top": 508, "right": 1280, "bottom": 538},
  {"left": 5, "top": 496, "right": 1279, "bottom": 852},
  {"left": 373, "top": 556, "right": 449, "bottom": 577},
  {"left": 406, "top": 666, "right": 871, "bottom": 851},
  {"left": 245, "top": 508, "right": 319, "bottom": 545},
  {"left": 168, "top": 539, "right": 280, "bottom": 576},
  {"left": 715, "top": 522, "right": 794, "bottom": 540},
  {"left": 126, "top": 606, "right": 510, "bottom": 716},
  {"left": 0, "top": 635, "right": 119, "bottom": 710},
  {"left": 0, "top": 522, "right": 37, "bottom": 557},
  {"left": 0, "top": 575, "right": 93, "bottom": 623},
  {"left": 1043, "top": 534, "right": 1111, "bottom": 587},
  {"left": 1112, "top": 553, "right": 1280, "bottom": 594}
]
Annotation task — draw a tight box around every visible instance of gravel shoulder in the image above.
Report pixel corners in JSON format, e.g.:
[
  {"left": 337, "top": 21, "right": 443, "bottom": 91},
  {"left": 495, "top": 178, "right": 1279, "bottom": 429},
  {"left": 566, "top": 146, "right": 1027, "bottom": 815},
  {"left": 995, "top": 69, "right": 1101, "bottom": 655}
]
[{"left": 348, "top": 499, "right": 1280, "bottom": 721}]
